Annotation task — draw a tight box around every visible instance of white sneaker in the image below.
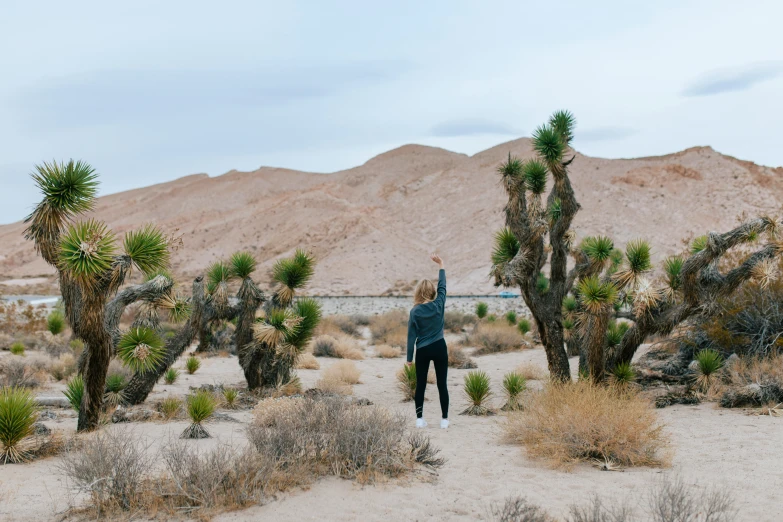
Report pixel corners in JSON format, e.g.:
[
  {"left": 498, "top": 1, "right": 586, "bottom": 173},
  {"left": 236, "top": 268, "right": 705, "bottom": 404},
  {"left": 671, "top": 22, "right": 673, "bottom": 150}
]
[
  {"left": 440, "top": 419, "right": 450, "bottom": 429},
  {"left": 415, "top": 418, "right": 428, "bottom": 429}
]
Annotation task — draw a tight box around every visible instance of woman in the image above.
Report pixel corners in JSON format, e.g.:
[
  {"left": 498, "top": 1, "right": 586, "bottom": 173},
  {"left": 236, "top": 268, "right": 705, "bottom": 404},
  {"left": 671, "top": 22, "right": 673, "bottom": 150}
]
[{"left": 406, "top": 253, "right": 449, "bottom": 429}]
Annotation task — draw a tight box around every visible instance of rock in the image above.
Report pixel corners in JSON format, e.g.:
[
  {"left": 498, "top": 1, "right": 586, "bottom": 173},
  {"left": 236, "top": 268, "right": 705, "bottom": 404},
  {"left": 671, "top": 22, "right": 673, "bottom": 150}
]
[
  {"left": 32, "top": 422, "right": 51, "bottom": 435},
  {"left": 725, "top": 353, "right": 740, "bottom": 368},
  {"left": 35, "top": 397, "right": 71, "bottom": 408},
  {"left": 212, "top": 412, "right": 241, "bottom": 423},
  {"left": 688, "top": 360, "right": 699, "bottom": 371},
  {"left": 112, "top": 406, "right": 162, "bottom": 423},
  {"left": 39, "top": 410, "right": 57, "bottom": 420}
]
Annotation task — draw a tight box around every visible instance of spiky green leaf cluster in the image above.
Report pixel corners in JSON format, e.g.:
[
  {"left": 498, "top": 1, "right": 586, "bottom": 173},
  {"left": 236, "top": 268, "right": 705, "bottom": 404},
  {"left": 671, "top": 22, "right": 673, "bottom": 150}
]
[
  {"left": 463, "top": 370, "right": 492, "bottom": 406},
  {"left": 117, "top": 327, "right": 165, "bottom": 374},
  {"left": 229, "top": 251, "right": 257, "bottom": 279},
  {"left": 695, "top": 349, "right": 723, "bottom": 376},
  {"left": 606, "top": 321, "right": 626, "bottom": 347},
  {"left": 505, "top": 310, "right": 517, "bottom": 325},
  {"left": 562, "top": 295, "right": 578, "bottom": 313},
  {"left": 611, "top": 362, "right": 636, "bottom": 386},
  {"left": 549, "top": 110, "right": 576, "bottom": 146},
  {"left": 186, "top": 390, "right": 216, "bottom": 424},
  {"left": 63, "top": 375, "right": 84, "bottom": 412},
  {"left": 32, "top": 160, "right": 98, "bottom": 214},
  {"left": 286, "top": 298, "right": 323, "bottom": 349},
  {"left": 185, "top": 356, "right": 201, "bottom": 374},
  {"left": 475, "top": 302, "right": 488, "bottom": 319},
  {"left": 625, "top": 239, "right": 652, "bottom": 274},
  {"left": 59, "top": 219, "right": 117, "bottom": 281},
  {"left": 663, "top": 256, "right": 684, "bottom": 291},
  {"left": 577, "top": 276, "right": 618, "bottom": 313},
  {"left": 691, "top": 235, "right": 708, "bottom": 254},
  {"left": 273, "top": 250, "right": 315, "bottom": 290},
  {"left": 523, "top": 160, "right": 548, "bottom": 195},
  {"left": 164, "top": 367, "right": 180, "bottom": 384},
  {"left": 491, "top": 228, "right": 520, "bottom": 266},
  {"left": 0, "top": 386, "right": 39, "bottom": 463},
  {"left": 502, "top": 372, "right": 526, "bottom": 398},
  {"left": 536, "top": 272, "right": 549, "bottom": 294},
  {"left": 123, "top": 224, "right": 170, "bottom": 275},
  {"left": 548, "top": 198, "right": 562, "bottom": 224},
  {"left": 517, "top": 318, "right": 531, "bottom": 334},
  {"left": 206, "top": 261, "right": 232, "bottom": 294},
  {"left": 498, "top": 154, "right": 524, "bottom": 181},
  {"left": 532, "top": 125, "right": 564, "bottom": 164},
  {"left": 562, "top": 317, "right": 575, "bottom": 331},
  {"left": 582, "top": 236, "right": 614, "bottom": 265},
  {"left": 47, "top": 310, "right": 66, "bottom": 335}
]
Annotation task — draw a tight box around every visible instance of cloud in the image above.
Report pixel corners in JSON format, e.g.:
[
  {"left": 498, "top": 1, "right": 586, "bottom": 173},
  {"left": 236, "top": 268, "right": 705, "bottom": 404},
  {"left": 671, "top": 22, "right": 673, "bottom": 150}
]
[
  {"left": 576, "top": 126, "right": 637, "bottom": 142},
  {"left": 682, "top": 61, "right": 783, "bottom": 97},
  {"left": 430, "top": 119, "right": 517, "bottom": 137}
]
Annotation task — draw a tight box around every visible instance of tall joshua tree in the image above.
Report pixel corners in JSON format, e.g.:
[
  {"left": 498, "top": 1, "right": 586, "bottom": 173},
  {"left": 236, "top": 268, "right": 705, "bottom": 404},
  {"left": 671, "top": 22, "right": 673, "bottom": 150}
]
[
  {"left": 492, "top": 112, "right": 783, "bottom": 382},
  {"left": 25, "top": 161, "right": 174, "bottom": 430}
]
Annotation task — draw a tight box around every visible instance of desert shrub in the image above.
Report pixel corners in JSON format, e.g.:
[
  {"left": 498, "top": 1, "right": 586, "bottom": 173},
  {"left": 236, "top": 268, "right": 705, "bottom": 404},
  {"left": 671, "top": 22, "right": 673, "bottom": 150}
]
[
  {"left": 646, "top": 475, "right": 737, "bottom": 522},
  {"left": 475, "top": 302, "right": 488, "bottom": 319},
  {"left": 312, "top": 334, "right": 364, "bottom": 359},
  {"left": 321, "top": 315, "right": 361, "bottom": 337},
  {"left": 275, "top": 374, "right": 302, "bottom": 397},
  {"left": 182, "top": 390, "right": 216, "bottom": 439},
  {"left": 462, "top": 370, "right": 493, "bottom": 415},
  {"left": 163, "top": 367, "right": 179, "bottom": 385},
  {"left": 502, "top": 372, "right": 526, "bottom": 411},
  {"left": 517, "top": 319, "right": 531, "bottom": 335},
  {"left": 59, "top": 428, "right": 153, "bottom": 512},
  {"left": 247, "top": 397, "right": 443, "bottom": 483},
  {"left": 490, "top": 496, "right": 552, "bottom": 522},
  {"left": 64, "top": 375, "right": 84, "bottom": 412},
  {"left": 0, "top": 358, "right": 40, "bottom": 388},
  {"left": 487, "top": 314, "right": 497, "bottom": 323},
  {"left": 376, "top": 344, "right": 401, "bottom": 358},
  {"left": 694, "top": 349, "right": 723, "bottom": 391},
  {"left": 718, "top": 354, "right": 783, "bottom": 407},
  {"left": 444, "top": 311, "right": 475, "bottom": 332},
  {"left": 185, "top": 356, "right": 201, "bottom": 375},
  {"left": 104, "top": 373, "right": 127, "bottom": 407},
  {"left": 504, "top": 381, "right": 667, "bottom": 468},
  {"left": 47, "top": 310, "right": 66, "bottom": 335},
  {"left": 468, "top": 323, "right": 526, "bottom": 355},
  {"left": 49, "top": 353, "right": 76, "bottom": 381},
  {"left": 323, "top": 360, "right": 361, "bottom": 385},
  {"left": 295, "top": 352, "right": 320, "bottom": 369},
  {"left": 516, "top": 362, "right": 547, "bottom": 381},
  {"left": 312, "top": 335, "right": 338, "bottom": 357},
  {"left": 369, "top": 310, "right": 407, "bottom": 345},
  {"left": 159, "top": 397, "right": 182, "bottom": 420},
  {"left": 222, "top": 388, "right": 239, "bottom": 408},
  {"left": 448, "top": 345, "right": 478, "bottom": 369},
  {"left": 9, "top": 342, "right": 24, "bottom": 356},
  {"left": 610, "top": 362, "right": 636, "bottom": 387},
  {"left": 397, "top": 364, "right": 417, "bottom": 401},
  {"left": 314, "top": 377, "right": 353, "bottom": 395},
  {"left": 0, "top": 386, "right": 39, "bottom": 463},
  {"left": 505, "top": 311, "right": 518, "bottom": 325},
  {"left": 69, "top": 338, "right": 85, "bottom": 357},
  {"left": 351, "top": 314, "right": 371, "bottom": 326}
]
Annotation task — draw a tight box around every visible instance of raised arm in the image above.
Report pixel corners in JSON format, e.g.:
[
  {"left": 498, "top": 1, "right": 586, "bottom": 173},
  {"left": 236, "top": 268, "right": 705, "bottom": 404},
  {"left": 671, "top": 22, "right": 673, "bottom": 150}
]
[
  {"left": 431, "top": 253, "right": 446, "bottom": 309},
  {"left": 406, "top": 311, "right": 417, "bottom": 364}
]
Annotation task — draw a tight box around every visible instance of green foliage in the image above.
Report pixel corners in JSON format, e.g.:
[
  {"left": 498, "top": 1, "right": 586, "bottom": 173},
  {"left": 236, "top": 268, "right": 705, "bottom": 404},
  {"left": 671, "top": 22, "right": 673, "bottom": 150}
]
[
  {"left": 582, "top": 236, "right": 614, "bottom": 265},
  {"left": 549, "top": 110, "right": 576, "bottom": 146},
  {"left": 664, "top": 256, "right": 684, "bottom": 291},
  {"left": 577, "top": 276, "right": 618, "bottom": 313},
  {"left": 517, "top": 318, "right": 531, "bottom": 335},
  {"left": 273, "top": 249, "right": 315, "bottom": 289},
  {"left": 185, "top": 356, "right": 201, "bottom": 375},
  {"left": 397, "top": 363, "right": 417, "bottom": 401},
  {"left": 609, "top": 248, "right": 624, "bottom": 270},
  {"left": 123, "top": 224, "right": 170, "bottom": 275},
  {"left": 64, "top": 375, "right": 84, "bottom": 412},
  {"left": 523, "top": 159, "right": 548, "bottom": 194},
  {"left": 9, "top": 342, "right": 25, "bottom": 356},
  {"left": 532, "top": 125, "right": 564, "bottom": 165},
  {"left": 505, "top": 310, "right": 518, "bottom": 325},
  {"left": 606, "top": 321, "right": 627, "bottom": 347},
  {"left": 498, "top": 154, "right": 524, "bottom": 180},
  {"left": 47, "top": 310, "right": 66, "bottom": 335},
  {"left": 562, "top": 295, "right": 578, "bottom": 313},
  {"left": 503, "top": 372, "right": 527, "bottom": 398},
  {"left": 186, "top": 390, "right": 216, "bottom": 424},
  {"left": 475, "top": 302, "right": 489, "bottom": 319},
  {"left": 69, "top": 339, "right": 84, "bottom": 354},
  {"left": 625, "top": 239, "right": 652, "bottom": 274},
  {"left": 691, "top": 235, "right": 708, "bottom": 254},
  {"left": 117, "top": 327, "right": 165, "bottom": 374},
  {"left": 104, "top": 373, "right": 127, "bottom": 406},
  {"left": 229, "top": 251, "right": 257, "bottom": 279},
  {"left": 222, "top": 388, "right": 239, "bottom": 408},
  {"left": 0, "top": 386, "right": 39, "bottom": 463},
  {"left": 286, "top": 298, "right": 323, "bottom": 350},
  {"left": 695, "top": 349, "right": 724, "bottom": 376},
  {"left": 59, "top": 219, "right": 116, "bottom": 282},
  {"left": 167, "top": 296, "right": 192, "bottom": 323},
  {"left": 562, "top": 317, "right": 574, "bottom": 331},
  {"left": 30, "top": 160, "right": 98, "bottom": 217},
  {"left": 536, "top": 273, "right": 549, "bottom": 295},
  {"left": 160, "top": 397, "right": 182, "bottom": 419},
  {"left": 486, "top": 314, "right": 497, "bottom": 323},
  {"left": 492, "top": 228, "right": 520, "bottom": 266},
  {"left": 206, "top": 261, "right": 232, "bottom": 294},
  {"left": 548, "top": 198, "right": 562, "bottom": 224},
  {"left": 462, "top": 371, "right": 493, "bottom": 414},
  {"left": 611, "top": 362, "right": 636, "bottom": 386},
  {"left": 164, "top": 367, "right": 180, "bottom": 385}
]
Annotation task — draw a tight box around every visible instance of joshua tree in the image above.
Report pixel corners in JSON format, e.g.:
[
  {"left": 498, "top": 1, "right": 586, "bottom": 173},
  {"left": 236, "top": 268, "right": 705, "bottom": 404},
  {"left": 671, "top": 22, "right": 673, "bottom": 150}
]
[
  {"left": 25, "top": 161, "right": 175, "bottom": 430},
  {"left": 491, "top": 112, "right": 783, "bottom": 381}
]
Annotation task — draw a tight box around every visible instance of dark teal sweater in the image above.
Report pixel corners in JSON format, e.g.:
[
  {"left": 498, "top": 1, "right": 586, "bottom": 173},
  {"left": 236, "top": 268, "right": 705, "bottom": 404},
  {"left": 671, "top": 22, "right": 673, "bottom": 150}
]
[{"left": 406, "top": 269, "right": 446, "bottom": 362}]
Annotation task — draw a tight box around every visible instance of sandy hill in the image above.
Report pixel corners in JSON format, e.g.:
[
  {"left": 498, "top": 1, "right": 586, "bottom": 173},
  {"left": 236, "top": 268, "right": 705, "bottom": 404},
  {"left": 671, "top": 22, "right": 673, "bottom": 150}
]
[{"left": 1, "top": 139, "right": 781, "bottom": 295}]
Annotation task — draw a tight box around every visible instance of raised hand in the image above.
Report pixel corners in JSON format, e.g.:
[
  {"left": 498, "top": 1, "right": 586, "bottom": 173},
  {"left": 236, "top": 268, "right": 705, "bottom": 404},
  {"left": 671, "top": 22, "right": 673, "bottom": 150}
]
[{"left": 430, "top": 253, "right": 444, "bottom": 268}]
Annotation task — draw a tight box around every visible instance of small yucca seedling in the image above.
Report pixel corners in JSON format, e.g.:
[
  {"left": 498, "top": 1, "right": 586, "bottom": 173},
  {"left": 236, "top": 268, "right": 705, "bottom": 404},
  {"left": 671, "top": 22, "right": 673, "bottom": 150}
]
[
  {"left": 181, "top": 390, "right": 216, "bottom": 439},
  {"left": 222, "top": 388, "right": 239, "bottom": 409},
  {"left": 9, "top": 342, "right": 24, "bottom": 356},
  {"left": 610, "top": 362, "right": 636, "bottom": 387},
  {"left": 63, "top": 375, "right": 84, "bottom": 412},
  {"left": 159, "top": 396, "right": 182, "bottom": 420},
  {"left": 397, "top": 364, "right": 417, "bottom": 401},
  {"left": 486, "top": 314, "right": 497, "bottom": 323},
  {"left": 475, "top": 302, "right": 488, "bottom": 319},
  {"left": 47, "top": 310, "right": 65, "bottom": 335},
  {"left": 517, "top": 318, "right": 531, "bottom": 335},
  {"left": 0, "top": 386, "right": 39, "bottom": 464},
  {"left": 505, "top": 310, "right": 517, "bottom": 326},
  {"left": 501, "top": 372, "right": 526, "bottom": 411},
  {"left": 103, "top": 373, "right": 127, "bottom": 407},
  {"left": 694, "top": 349, "right": 724, "bottom": 391},
  {"left": 164, "top": 367, "right": 180, "bottom": 385},
  {"left": 461, "top": 370, "right": 493, "bottom": 416},
  {"left": 536, "top": 272, "right": 549, "bottom": 294},
  {"left": 185, "top": 356, "right": 201, "bottom": 375},
  {"left": 691, "top": 235, "right": 708, "bottom": 254}
]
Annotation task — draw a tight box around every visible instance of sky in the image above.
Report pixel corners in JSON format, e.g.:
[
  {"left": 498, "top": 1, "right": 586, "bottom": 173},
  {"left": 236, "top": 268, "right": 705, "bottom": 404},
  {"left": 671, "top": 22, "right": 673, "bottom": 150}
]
[{"left": 1, "top": 0, "right": 782, "bottom": 224}]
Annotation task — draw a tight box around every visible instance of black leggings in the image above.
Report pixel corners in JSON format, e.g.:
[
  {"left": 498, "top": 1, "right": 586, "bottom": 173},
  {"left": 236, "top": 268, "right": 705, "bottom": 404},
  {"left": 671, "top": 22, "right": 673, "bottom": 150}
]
[{"left": 414, "top": 338, "right": 449, "bottom": 419}]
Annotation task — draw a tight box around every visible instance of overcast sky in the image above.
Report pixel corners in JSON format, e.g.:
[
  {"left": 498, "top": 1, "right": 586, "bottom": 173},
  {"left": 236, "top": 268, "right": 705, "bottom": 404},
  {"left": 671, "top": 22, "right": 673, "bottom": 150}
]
[{"left": 2, "top": 0, "right": 782, "bottom": 224}]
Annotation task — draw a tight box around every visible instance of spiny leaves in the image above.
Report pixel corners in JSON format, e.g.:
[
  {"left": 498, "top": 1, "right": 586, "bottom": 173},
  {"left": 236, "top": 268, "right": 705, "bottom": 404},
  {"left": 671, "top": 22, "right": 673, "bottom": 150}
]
[
  {"left": 0, "top": 386, "right": 39, "bottom": 464},
  {"left": 691, "top": 235, "right": 708, "bottom": 254},
  {"left": 582, "top": 236, "right": 614, "bottom": 266},
  {"left": 117, "top": 327, "right": 165, "bottom": 374},
  {"left": 30, "top": 160, "right": 98, "bottom": 217},
  {"left": 63, "top": 375, "right": 84, "bottom": 412},
  {"left": 536, "top": 272, "right": 549, "bottom": 294},
  {"left": 253, "top": 308, "right": 301, "bottom": 347},
  {"left": 663, "top": 256, "right": 684, "bottom": 291},
  {"left": 492, "top": 228, "right": 520, "bottom": 266},
  {"left": 286, "top": 298, "right": 322, "bottom": 350},
  {"left": 156, "top": 293, "right": 192, "bottom": 323},
  {"left": 272, "top": 250, "right": 315, "bottom": 306},
  {"left": 206, "top": 261, "right": 232, "bottom": 294},
  {"left": 229, "top": 251, "right": 257, "bottom": 279},
  {"left": 532, "top": 125, "right": 564, "bottom": 164},
  {"left": 123, "top": 224, "right": 170, "bottom": 275},
  {"left": 626, "top": 239, "right": 652, "bottom": 274},
  {"left": 59, "top": 219, "right": 117, "bottom": 283},
  {"left": 548, "top": 198, "right": 562, "bottom": 224},
  {"left": 523, "top": 160, "right": 548, "bottom": 195},
  {"left": 606, "top": 321, "right": 628, "bottom": 347},
  {"left": 498, "top": 154, "right": 524, "bottom": 181},
  {"left": 562, "top": 295, "right": 578, "bottom": 313},
  {"left": 577, "top": 276, "right": 618, "bottom": 313}
]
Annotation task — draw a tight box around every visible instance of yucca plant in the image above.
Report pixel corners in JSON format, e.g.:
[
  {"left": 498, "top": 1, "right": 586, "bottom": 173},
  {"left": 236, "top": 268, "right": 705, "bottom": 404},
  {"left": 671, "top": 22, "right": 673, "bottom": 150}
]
[
  {"left": 206, "top": 260, "right": 232, "bottom": 310},
  {"left": 461, "top": 370, "right": 493, "bottom": 415},
  {"left": 505, "top": 310, "right": 518, "bottom": 325},
  {"left": 694, "top": 349, "right": 724, "bottom": 392},
  {"left": 185, "top": 356, "right": 201, "bottom": 375},
  {"left": 397, "top": 363, "right": 417, "bottom": 401},
  {"left": 0, "top": 387, "right": 40, "bottom": 463},
  {"left": 491, "top": 228, "right": 520, "bottom": 268},
  {"left": 229, "top": 251, "right": 257, "bottom": 279},
  {"left": 272, "top": 249, "right": 315, "bottom": 307},
  {"left": 222, "top": 388, "right": 239, "bottom": 409},
  {"left": 613, "top": 239, "right": 652, "bottom": 289},
  {"left": 517, "top": 318, "right": 531, "bottom": 335},
  {"left": 577, "top": 275, "right": 618, "bottom": 383},
  {"left": 582, "top": 235, "right": 614, "bottom": 270},
  {"left": 663, "top": 256, "right": 684, "bottom": 296},
  {"left": 475, "top": 302, "right": 488, "bottom": 319},
  {"left": 117, "top": 327, "right": 165, "bottom": 374},
  {"left": 159, "top": 396, "right": 182, "bottom": 420},
  {"left": 9, "top": 342, "right": 24, "bottom": 356},
  {"left": 690, "top": 235, "right": 708, "bottom": 254},
  {"left": 610, "top": 362, "right": 636, "bottom": 387},
  {"left": 535, "top": 273, "right": 549, "bottom": 295},
  {"left": 123, "top": 224, "right": 170, "bottom": 275},
  {"left": 606, "top": 321, "right": 626, "bottom": 348},
  {"left": 163, "top": 367, "right": 180, "bottom": 385},
  {"left": 562, "top": 295, "right": 577, "bottom": 314},
  {"left": 64, "top": 375, "right": 84, "bottom": 412},
  {"left": 103, "top": 373, "right": 127, "bottom": 407},
  {"left": 182, "top": 390, "right": 216, "bottom": 439},
  {"left": 47, "top": 310, "right": 66, "bottom": 335},
  {"left": 501, "top": 372, "right": 526, "bottom": 411}
]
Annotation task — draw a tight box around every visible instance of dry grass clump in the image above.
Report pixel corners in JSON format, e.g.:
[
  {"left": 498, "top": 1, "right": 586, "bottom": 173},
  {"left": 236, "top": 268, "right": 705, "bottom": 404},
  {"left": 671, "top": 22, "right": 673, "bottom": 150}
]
[
  {"left": 323, "top": 360, "right": 361, "bottom": 385},
  {"left": 369, "top": 310, "right": 408, "bottom": 347},
  {"left": 295, "top": 352, "right": 320, "bottom": 369},
  {"left": 318, "top": 315, "right": 363, "bottom": 337},
  {"left": 505, "top": 381, "right": 668, "bottom": 469},
  {"left": 515, "top": 362, "right": 547, "bottom": 381},
  {"left": 376, "top": 344, "right": 401, "bottom": 358},
  {"left": 311, "top": 334, "right": 364, "bottom": 359},
  {"left": 444, "top": 310, "right": 476, "bottom": 332},
  {"left": 448, "top": 345, "right": 477, "bottom": 369},
  {"left": 719, "top": 354, "right": 783, "bottom": 407},
  {"left": 0, "top": 358, "right": 42, "bottom": 388},
  {"left": 465, "top": 323, "right": 527, "bottom": 355},
  {"left": 158, "top": 397, "right": 183, "bottom": 420},
  {"left": 314, "top": 378, "right": 353, "bottom": 395},
  {"left": 49, "top": 353, "right": 77, "bottom": 381}
]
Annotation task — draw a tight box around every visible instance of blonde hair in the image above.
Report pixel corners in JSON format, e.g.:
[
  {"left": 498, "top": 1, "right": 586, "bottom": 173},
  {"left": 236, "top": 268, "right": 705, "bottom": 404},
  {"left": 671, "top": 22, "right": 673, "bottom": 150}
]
[{"left": 414, "top": 279, "right": 436, "bottom": 305}]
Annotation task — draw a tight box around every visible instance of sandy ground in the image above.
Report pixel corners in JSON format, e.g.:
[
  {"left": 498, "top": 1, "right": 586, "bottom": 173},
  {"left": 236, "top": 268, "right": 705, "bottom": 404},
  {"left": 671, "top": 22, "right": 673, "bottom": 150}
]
[{"left": 2, "top": 333, "right": 782, "bottom": 522}]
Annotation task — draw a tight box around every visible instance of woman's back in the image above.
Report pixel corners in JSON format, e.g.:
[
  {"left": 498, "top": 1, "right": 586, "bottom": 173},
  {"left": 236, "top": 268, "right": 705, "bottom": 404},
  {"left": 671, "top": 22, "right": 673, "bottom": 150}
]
[{"left": 406, "top": 268, "right": 446, "bottom": 362}]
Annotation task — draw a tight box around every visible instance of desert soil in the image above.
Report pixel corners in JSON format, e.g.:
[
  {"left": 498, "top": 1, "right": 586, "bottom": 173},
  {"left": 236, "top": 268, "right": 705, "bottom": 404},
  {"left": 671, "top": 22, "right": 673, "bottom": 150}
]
[{"left": 1, "top": 325, "right": 782, "bottom": 521}]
